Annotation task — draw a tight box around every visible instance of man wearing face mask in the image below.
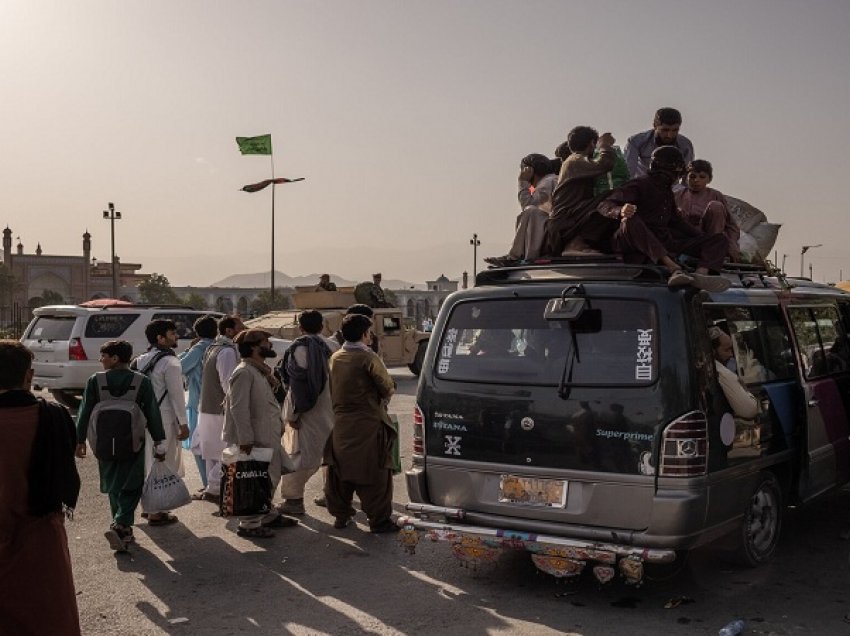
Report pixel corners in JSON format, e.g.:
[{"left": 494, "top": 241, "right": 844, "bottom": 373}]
[
  {"left": 598, "top": 146, "right": 730, "bottom": 292},
  {"left": 223, "top": 329, "right": 297, "bottom": 537}
]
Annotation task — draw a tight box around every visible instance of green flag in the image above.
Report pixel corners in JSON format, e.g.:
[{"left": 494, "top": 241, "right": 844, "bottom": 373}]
[{"left": 236, "top": 134, "right": 272, "bottom": 155}]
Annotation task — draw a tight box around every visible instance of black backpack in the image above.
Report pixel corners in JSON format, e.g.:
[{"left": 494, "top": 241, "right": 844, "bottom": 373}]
[
  {"left": 130, "top": 349, "right": 176, "bottom": 406},
  {"left": 86, "top": 372, "right": 146, "bottom": 462}
]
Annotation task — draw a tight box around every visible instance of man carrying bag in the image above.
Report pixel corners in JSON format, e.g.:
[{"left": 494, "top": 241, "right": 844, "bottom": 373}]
[{"left": 221, "top": 329, "right": 297, "bottom": 538}]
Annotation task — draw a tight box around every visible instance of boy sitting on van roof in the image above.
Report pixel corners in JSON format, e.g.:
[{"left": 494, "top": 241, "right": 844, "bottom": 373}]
[
  {"left": 674, "top": 160, "right": 740, "bottom": 261},
  {"left": 597, "top": 146, "right": 730, "bottom": 292}
]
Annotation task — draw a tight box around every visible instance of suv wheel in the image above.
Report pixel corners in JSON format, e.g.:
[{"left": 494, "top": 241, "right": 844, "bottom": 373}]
[
  {"left": 50, "top": 389, "right": 82, "bottom": 411},
  {"left": 408, "top": 341, "right": 427, "bottom": 376},
  {"left": 734, "top": 471, "right": 782, "bottom": 567}
]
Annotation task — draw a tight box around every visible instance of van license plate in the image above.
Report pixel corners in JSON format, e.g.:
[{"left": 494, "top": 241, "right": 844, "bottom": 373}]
[{"left": 498, "top": 475, "right": 567, "bottom": 508}]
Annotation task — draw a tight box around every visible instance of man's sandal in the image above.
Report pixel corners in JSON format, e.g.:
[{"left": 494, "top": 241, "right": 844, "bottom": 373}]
[
  {"left": 147, "top": 513, "right": 179, "bottom": 526},
  {"left": 236, "top": 526, "right": 275, "bottom": 538}
]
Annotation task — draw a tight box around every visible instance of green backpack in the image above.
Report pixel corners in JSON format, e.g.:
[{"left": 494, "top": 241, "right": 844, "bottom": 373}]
[{"left": 593, "top": 146, "right": 630, "bottom": 196}]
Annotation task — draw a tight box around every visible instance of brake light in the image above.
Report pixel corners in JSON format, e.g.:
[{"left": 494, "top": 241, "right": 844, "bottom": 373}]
[
  {"left": 69, "top": 338, "right": 88, "bottom": 361},
  {"left": 659, "top": 411, "right": 708, "bottom": 477},
  {"left": 413, "top": 404, "right": 425, "bottom": 455}
]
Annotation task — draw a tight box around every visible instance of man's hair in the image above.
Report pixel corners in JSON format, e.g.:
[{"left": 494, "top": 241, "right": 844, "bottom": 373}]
[
  {"left": 567, "top": 126, "right": 599, "bottom": 153},
  {"left": 100, "top": 340, "right": 133, "bottom": 363},
  {"left": 341, "top": 314, "right": 372, "bottom": 343},
  {"left": 218, "top": 314, "right": 241, "bottom": 335},
  {"left": 298, "top": 309, "right": 324, "bottom": 335},
  {"left": 144, "top": 319, "right": 176, "bottom": 345},
  {"left": 687, "top": 159, "right": 713, "bottom": 179},
  {"left": 520, "top": 153, "right": 555, "bottom": 179},
  {"left": 554, "top": 140, "right": 571, "bottom": 161},
  {"left": 653, "top": 107, "right": 682, "bottom": 127},
  {"left": 0, "top": 340, "right": 33, "bottom": 390},
  {"left": 237, "top": 341, "right": 255, "bottom": 358},
  {"left": 345, "top": 303, "right": 374, "bottom": 318},
  {"left": 193, "top": 315, "right": 218, "bottom": 339}
]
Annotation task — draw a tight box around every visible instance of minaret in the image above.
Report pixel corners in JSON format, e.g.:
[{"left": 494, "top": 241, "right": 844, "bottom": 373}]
[
  {"left": 36, "top": 243, "right": 42, "bottom": 256},
  {"left": 16, "top": 237, "right": 23, "bottom": 255},
  {"left": 2, "top": 227, "right": 11, "bottom": 264},
  {"left": 83, "top": 230, "right": 91, "bottom": 262}
]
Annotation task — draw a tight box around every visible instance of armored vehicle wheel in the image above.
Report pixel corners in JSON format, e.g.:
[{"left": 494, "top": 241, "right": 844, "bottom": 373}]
[
  {"left": 408, "top": 341, "right": 427, "bottom": 376},
  {"left": 734, "top": 471, "right": 782, "bottom": 567}
]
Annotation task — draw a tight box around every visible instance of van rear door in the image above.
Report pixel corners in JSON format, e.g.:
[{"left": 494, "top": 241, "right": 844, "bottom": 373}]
[{"left": 419, "top": 293, "right": 670, "bottom": 531}]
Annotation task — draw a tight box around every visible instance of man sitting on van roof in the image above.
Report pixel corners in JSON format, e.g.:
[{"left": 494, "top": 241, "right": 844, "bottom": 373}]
[
  {"left": 597, "top": 146, "right": 730, "bottom": 292},
  {"left": 624, "top": 107, "right": 694, "bottom": 178}
]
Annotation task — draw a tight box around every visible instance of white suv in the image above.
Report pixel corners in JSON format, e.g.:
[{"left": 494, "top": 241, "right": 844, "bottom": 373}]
[{"left": 21, "top": 304, "right": 222, "bottom": 409}]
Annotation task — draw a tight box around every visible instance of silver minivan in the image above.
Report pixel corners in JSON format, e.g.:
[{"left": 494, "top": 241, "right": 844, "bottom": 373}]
[{"left": 22, "top": 304, "right": 221, "bottom": 408}]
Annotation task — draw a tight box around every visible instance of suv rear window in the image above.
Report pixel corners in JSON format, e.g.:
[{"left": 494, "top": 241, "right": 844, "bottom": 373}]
[
  {"left": 435, "top": 298, "right": 657, "bottom": 385},
  {"left": 84, "top": 314, "right": 140, "bottom": 338},
  {"left": 26, "top": 316, "right": 76, "bottom": 341}
]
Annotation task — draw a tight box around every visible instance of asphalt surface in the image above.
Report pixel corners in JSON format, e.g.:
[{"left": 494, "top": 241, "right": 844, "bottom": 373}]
[{"left": 64, "top": 369, "right": 850, "bottom": 635}]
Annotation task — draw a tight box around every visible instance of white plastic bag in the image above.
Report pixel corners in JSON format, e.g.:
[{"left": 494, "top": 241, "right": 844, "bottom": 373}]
[{"left": 141, "top": 461, "right": 192, "bottom": 513}]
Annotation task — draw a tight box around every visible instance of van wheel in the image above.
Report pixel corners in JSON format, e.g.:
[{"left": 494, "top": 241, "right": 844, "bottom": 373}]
[
  {"left": 408, "top": 341, "right": 427, "bottom": 376},
  {"left": 50, "top": 389, "right": 82, "bottom": 411},
  {"left": 734, "top": 472, "right": 782, "bottom": 567}
]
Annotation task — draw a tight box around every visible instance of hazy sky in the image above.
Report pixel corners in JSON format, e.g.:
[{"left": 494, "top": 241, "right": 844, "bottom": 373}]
[{"left": 2, "top": 1, "right": 850, "bottom": 285}]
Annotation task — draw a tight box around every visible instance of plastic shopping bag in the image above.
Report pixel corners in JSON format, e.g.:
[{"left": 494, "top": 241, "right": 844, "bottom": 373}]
[
  {"left": 219, "top": 446, "right": 274, "bottom": 517},
  {"left": 141, "top": 461, "right": 192, "bottom": 513}
]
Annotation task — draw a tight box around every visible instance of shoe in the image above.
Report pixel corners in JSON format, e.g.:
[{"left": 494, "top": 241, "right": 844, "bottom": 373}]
[
  {"left": 667, "top": 270, "right": 694, "bottom": 287},
  {"left": 369, "top": 519, "right": 401, "bottom": 534},
  {"left": 104, "top": 528, "right": 128, "bottom": 552},
  {"left": 236, "top": 526, "right": 275, "bottom": 538},
  {"left": 276, "top": 499, "right": 305, "bottom": 515},
  {"left": 147, "top": 513, "right": 179, "bottom": 527},
  {"left": 192, "top": 491, "right": 220, "bottom": 503},
  {"left": 333, "top": 516, "right": 351, "bottom": 529},
  {"left": 313, "top": 496, "right": 327, "bottom": 508},
  {"left": 262, "top": 513, "right": 298, "bottom": 528},
  {"left": 691, "top": 272, "right": 731, "bottom": 293}
]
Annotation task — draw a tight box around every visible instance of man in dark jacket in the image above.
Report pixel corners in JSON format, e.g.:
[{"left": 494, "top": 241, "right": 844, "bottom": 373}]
[{"left": 598, "top": 146, "right": 729, "bottom": 292}]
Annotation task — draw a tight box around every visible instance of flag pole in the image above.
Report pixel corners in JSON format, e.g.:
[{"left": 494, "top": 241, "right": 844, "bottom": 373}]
[{"left": 270, "top": 152, "right": 275, "bottom": 305}]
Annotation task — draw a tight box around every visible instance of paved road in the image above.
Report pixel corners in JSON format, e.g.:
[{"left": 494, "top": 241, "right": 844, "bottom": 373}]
[{"left": 66, "top": 370, "right": 850, "bottom": 635}]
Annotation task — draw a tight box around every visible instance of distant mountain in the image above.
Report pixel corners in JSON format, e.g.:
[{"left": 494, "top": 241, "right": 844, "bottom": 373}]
[{"left": 209, "top": 271, "right": 421, "bottom": 290}]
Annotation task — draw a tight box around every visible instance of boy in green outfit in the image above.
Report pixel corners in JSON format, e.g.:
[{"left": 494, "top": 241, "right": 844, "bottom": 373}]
[{"left": 75, "top": 340, "right": 167, "bottom": 552}]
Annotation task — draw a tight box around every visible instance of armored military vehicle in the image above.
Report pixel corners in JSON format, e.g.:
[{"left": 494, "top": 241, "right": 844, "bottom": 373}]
[{"left": 245, "top": 287, "right": 430, "bottom": 375}]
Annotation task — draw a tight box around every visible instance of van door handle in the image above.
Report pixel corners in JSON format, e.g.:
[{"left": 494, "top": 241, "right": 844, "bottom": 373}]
[{"left": 808, "top": 399, "right": 819, "bottom": 407}]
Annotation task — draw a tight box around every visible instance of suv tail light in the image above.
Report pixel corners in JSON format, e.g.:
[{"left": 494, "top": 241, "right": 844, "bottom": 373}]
[
  {"left": 659, "top": 410, "right": 708, "bottom": 477},
  {"left": 69, "top": 338, "right": 88, "bottom": 361},
  {"left": 413, "top": 404, "right": 425, "bottom": 455}
]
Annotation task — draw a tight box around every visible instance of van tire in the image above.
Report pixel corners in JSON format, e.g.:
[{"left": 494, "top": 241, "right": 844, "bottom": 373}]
[
  {"left": 734, "top": 471, "right": 782, "bottom": 567},
  {"left": 50, "top": 389, "right": 82, "bottom": 411},
  {"left": 408, "top": 341, "right": 427, "bottom": 376}
]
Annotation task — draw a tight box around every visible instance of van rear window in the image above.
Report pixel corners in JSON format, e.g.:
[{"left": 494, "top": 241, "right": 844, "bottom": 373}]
[
  {"left": 435, "top": 298, "right": 657, "bottom": 385},
  {"left": 26, "top": 316, "right": 76, "bottom": 341}
]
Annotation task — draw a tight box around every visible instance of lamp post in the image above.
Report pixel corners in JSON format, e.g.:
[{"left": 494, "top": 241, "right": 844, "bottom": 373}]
[
  {"left": 781, "top": 254, "right": 787, "bottom": 274},
  {"left": 800, "top": 244, "right": 822, "bottom": 278},
  {"left": 103, "top": 202, "right": 121, "bottom": 298},
  {"left": 469, "top": 233, "right": 481, "bottom": 279}
]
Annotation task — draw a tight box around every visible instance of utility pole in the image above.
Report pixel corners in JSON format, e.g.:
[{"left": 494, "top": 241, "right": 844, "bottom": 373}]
[
  {"left": 800, "top": 244, "right": 822, "bottom": 278},
  {"left": 102, "top": 202, "right": 121, "bottom": 298},
  {"left": 781, "top": 254, "right": 787, "bottom": 274},
  {"left": 469, "top": 233, "right": 481, "bottom": 279}
]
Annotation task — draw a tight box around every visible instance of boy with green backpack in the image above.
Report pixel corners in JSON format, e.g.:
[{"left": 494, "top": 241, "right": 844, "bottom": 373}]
[{"left": 75, "top": 340, "right": 167, "bottom": 551}]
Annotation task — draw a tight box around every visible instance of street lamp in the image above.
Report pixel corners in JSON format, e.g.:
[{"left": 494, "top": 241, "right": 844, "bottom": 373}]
[
  {"left": 469, "top": 233, "right": 481, "bottom": 279},
  {"left": 800, "top": 244, "right": 822, "bottom": 278},
  {"left": 781, "top": 254, "right": 787, "bottom": 274},
  {"left": 103, "top": 202, "right": 121, "bottom": 298}
]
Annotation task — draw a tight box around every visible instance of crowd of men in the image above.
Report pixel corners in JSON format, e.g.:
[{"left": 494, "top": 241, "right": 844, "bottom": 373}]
[
  {"left": 489, "top": 106, "right": 738, "bottom": 293},
  {"left": 0, "top": 305, "right": 400, "bottom": 633}
]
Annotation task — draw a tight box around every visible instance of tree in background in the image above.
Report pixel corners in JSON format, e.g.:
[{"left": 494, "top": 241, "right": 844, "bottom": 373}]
[
  {"left": 31, "top": 289, "right": 65, "bottom": 307},
  {"left": 138, "top": 273, "right": 180, "bottom": 305},
  {"left": 250, "top": 289, "right": 290, "bottom": 316},
  {"left": 183, "top": 292, "right": 209, "bottom": 310}
]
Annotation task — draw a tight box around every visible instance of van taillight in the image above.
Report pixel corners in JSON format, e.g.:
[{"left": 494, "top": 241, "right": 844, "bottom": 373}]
[
  {"left": 69, "top": 338, "right": 88, "bottom": 361},
  {"left": 659, "top": 411, "right": 708, "bottom": 477},
  {"left": 413, "top": 404, "right": 425, "bottom": 455}
]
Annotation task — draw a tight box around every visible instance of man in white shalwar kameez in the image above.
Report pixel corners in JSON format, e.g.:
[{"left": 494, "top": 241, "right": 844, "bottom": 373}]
[
  {"left": 194, "top": 315, "right": 244, "bottom": 501},
  {"left": 278, "top": 310, "right": 339, "bottom": 515},
  {"left": 133, "top": 319, "right": 190, "bottom": 525}
]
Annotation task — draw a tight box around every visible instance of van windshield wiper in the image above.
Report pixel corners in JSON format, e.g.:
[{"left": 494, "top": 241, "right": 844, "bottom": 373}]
[{"left": 558, "top": 324, "right": 580, "bottom": 400}]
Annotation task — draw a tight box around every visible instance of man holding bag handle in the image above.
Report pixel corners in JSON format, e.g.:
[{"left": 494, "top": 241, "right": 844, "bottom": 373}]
[{"left": 222, "top": 329, "right": 298, "bottom": 538}]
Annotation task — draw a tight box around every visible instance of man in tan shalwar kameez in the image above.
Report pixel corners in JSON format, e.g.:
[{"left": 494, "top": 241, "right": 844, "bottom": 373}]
[{"left": 323, "top": 314, "right": 399, "bottom": 533}]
